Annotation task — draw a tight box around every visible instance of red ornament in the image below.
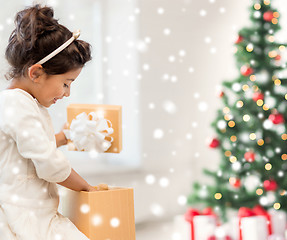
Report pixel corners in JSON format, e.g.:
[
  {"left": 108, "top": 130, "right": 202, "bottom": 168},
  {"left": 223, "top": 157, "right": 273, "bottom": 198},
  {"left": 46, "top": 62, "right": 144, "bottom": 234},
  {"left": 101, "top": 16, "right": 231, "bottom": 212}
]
[
  {"left": 235, "top": 35, "right": 244, "bottom": 44},
  {"left": 208, "top": 138, "right": 220, "bottom": 148},
  {"left": 269, "top": 113, "right": 285, "bottom": 124},
  {"left": 275, "top": 55, "right": 281, "bottom": 61},
  {"left": 252, "top": 92, "right": 264, "bottom": 102},
  {"left": 263, "top": 11, "right": 274, "bottom": 22},
  {"left": 218, "top": 91, "right": 225, "bottom": 98},
  {"left": 230, "top": 177, "right": 241, "bottom": 188},
  {"left": 263, "top": 179, "right": 278, "bottom": 191},
  {"left": 244, "top": 151, "right": 256, "bottom": 162},
  {"left": 185, "top": 208, "right": 218, "bottom": 240},
  {"left": 238, "top": 206, "right": 273, "bottom": 237},
  {"left": 240, "top": 65, "right": 254, "bottom": 76}
]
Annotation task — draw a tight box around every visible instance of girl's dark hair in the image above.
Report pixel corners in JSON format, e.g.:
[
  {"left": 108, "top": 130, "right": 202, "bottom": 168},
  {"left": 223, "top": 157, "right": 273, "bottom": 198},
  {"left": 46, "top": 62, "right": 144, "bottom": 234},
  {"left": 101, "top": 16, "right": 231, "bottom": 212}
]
[{"left": 5, "top": 4, "right": 92, "bottom": 80}]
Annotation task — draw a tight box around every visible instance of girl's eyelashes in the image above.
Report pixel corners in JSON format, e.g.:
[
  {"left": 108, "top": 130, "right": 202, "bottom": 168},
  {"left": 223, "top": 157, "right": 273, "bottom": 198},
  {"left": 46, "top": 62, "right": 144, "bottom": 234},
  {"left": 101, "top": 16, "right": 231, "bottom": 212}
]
[{"left": 64, "top": 83, "right": 69, "bottom": 88}]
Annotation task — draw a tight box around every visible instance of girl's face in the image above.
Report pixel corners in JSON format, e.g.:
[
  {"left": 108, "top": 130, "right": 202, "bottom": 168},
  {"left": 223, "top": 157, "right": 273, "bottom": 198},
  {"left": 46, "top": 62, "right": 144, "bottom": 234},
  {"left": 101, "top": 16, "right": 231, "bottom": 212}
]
[{"left": 35, "top": 68, "right": 82, "bottom": 108}]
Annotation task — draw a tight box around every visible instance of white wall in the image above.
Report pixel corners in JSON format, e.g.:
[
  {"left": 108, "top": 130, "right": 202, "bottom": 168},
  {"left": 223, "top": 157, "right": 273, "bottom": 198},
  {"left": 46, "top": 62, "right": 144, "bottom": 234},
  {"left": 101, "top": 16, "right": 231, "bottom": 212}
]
[
  {"left": 1, "top": 0, "right": 287, "bottom": 225},
  {"left": 82, "top": 0, "right": 287, "bottom": 223},
  {"left": 82, "top": 0, "right": 254, "bottom": 223}
]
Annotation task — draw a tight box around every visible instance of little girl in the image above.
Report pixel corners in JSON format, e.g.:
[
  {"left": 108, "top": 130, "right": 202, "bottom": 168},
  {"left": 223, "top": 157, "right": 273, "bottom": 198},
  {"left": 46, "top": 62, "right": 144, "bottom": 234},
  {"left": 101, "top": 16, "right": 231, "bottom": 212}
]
[{"left": 0, "top": 4, "right": 97, "bottom": 240}]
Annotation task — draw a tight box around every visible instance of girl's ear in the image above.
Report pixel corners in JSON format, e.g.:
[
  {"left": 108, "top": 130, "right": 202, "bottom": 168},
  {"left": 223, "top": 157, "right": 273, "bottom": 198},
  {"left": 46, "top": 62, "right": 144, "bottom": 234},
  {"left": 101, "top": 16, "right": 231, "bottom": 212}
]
[{"left": 28, "top": 64, "right": 45, "bottom": 82}]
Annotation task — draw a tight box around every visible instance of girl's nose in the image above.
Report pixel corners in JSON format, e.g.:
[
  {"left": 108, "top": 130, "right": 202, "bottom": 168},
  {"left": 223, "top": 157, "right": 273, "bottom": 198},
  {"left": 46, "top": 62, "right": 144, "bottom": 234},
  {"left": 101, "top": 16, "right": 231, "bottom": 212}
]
[{"left": 64, "top": 88, "right": 70, "bottom": 97}]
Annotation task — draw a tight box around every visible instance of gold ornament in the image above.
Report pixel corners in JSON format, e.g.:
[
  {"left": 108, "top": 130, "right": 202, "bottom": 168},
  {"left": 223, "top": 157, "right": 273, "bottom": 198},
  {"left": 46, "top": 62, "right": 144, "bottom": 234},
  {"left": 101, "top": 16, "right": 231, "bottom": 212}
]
[
  {"left": 264, "top": 0, "right": 270, "bottom": 5},
  {"left": 273, "top": 203, "right": 281, "bottom": 210},
  {"left": 272, "top": 18, "right": 278, "bottom": 24},
  {"left": 230, "top": 135, "right": 237, "bottom": 142},
  {"left": 263, "top": 104, "right": 269, "bottom": 111},
  {"left": 274, "top": 79, "right": 281, "bottom": 86},
  {"left": 230, "top": 156, "right": 237, "bottom": 163},
  {"left": 257, "top": 99, "right": 264, "bottom": 106},
  {"left": 214, "top": 193, "right": 222, "bottom": 200},
  {"left": 225, "top": 151, "right": 232, "bottom": 157},
  {"left": 228, "top": 121, "right": 236, "bottom": 128},
  {"left": 254, "top": 3, "right": 261, "bottom": 10},
  {"left": 265, "top": 163, "right": 272, "bottom": 170},
  {"left": 257, "top": 139, "right": 264, "bottom": 146},
  {"left": 249, "top": 133, "right": 256, "bottom": 140},
  {"left": 236, "top": 101, "right": 244, "bottom": 108},
  {"left": 256, "top": 189, "right": 263, "bottom": 195}
]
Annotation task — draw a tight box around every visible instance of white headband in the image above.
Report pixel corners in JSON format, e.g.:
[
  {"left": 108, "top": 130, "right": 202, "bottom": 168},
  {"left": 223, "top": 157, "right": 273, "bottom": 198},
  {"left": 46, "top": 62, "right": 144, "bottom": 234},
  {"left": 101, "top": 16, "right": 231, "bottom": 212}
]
[{"left": 36, "top": 30, "right": 81, "bottom": 65}]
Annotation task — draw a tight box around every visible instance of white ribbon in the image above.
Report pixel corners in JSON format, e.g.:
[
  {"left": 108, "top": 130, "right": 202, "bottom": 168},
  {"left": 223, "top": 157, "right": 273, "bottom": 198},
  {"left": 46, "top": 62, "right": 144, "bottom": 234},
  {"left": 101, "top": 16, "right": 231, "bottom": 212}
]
[{"left": 64, "top": 112, "right": 114, "bottom": 152}]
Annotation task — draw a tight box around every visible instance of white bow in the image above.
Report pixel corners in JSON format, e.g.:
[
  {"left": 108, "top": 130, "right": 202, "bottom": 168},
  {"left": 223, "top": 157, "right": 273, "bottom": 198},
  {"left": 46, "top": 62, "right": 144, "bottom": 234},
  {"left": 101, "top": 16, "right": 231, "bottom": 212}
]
[{"left": 64, "top": 112, "right": 114, "bottom": 152}]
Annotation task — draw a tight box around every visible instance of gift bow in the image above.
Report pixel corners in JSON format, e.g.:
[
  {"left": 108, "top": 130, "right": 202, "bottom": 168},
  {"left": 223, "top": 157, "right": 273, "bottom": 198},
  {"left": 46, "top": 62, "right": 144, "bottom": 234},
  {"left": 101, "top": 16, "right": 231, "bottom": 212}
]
[
  {"left": 185, "top": 208, "right": 217, "bottom": 240},
  {"left": 238, "top": 205, "right": 272, "bottom": 240},
  {"left": 64, "top": 112, "right": 114, "bottom": 152}
]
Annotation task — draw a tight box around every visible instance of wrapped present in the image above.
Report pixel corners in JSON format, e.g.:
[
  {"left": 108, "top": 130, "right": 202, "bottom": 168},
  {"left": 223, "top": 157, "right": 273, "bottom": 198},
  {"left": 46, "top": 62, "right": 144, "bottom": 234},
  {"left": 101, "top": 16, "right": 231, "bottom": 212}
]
[
  {"left": 185, "top": 208, "right": 217, "bottom": 240},
  {"left": 240, "top": 216, "right": 268, "bottom": 240},
  {"left": 238, "top": 206, "right": 271, "bottom": 240},
  {"left": 268, "top": 234, "right": 285, "bottom": 240},
  {"left": 212, "top": 224, "right": 233, "bottom": 240},
  {"left": 268, "top": 209, "right": 287, "bottom": 237},
  {"left": 207, "top": 235, "right": 232, "bottom": 240},
  {"left": 62, "top": 187, "right": 135, "bottom": 240},
  {"left": 253, "top": 205, "right": 272, "bottom": 234},
  {"left": 66, "top": 104, "right": 122, "bottom": 153},
  {"left": 229, "top": 217, "right": 240, "bottom": 240}
]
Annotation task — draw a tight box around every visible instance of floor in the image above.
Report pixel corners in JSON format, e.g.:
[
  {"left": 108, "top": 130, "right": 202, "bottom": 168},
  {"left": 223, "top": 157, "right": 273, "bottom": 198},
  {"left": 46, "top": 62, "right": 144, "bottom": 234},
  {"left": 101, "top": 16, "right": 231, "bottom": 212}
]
[
  {"left": 136, "top": 220, "right": 175, "bottom": 240},
  {"left": 135, "top": 215, "right": 191, "bottom": 240}
]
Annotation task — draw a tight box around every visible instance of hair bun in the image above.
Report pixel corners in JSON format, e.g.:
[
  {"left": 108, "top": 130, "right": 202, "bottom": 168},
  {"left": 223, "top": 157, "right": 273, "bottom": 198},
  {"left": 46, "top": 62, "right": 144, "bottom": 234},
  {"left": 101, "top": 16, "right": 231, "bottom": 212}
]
[
  {"left": 5, "top": 4, "right": 91, "bottom": 80},
  {"left": 14, "top": 4, "right": 58, "bottom": 50}
]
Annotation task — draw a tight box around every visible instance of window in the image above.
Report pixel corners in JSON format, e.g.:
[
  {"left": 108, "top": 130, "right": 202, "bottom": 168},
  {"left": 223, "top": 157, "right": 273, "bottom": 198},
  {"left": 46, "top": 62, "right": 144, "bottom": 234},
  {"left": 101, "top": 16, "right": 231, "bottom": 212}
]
[{"left": 1, "top": 0, "right": 141, "bottom": 174}]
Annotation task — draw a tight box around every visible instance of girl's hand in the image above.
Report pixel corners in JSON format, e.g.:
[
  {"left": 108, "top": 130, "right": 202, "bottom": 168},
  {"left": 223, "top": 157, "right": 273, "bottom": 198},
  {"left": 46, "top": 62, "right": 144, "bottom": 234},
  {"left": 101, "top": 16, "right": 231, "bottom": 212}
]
[
  {"left": 87, "top": 186, "right": 98, "bottom": 192},
  {"left": 55, "top": 123, "right": 69, "bottom": 147},
  {"left": 96, "top": 183, "right": 109, "bottom": 190},
  {"left": 88, "top": 184, "right": 109, "bottom": 192}
]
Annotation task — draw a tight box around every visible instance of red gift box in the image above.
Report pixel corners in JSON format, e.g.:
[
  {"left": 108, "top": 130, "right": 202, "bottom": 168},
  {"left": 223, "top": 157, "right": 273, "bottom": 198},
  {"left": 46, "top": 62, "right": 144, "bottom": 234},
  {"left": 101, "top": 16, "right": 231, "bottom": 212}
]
[
  {"left": 238, "top": 205, "right": 272, "bottom": 240},
  {"left": 185, "top": 208, "right": 217, "bottom": 240}
]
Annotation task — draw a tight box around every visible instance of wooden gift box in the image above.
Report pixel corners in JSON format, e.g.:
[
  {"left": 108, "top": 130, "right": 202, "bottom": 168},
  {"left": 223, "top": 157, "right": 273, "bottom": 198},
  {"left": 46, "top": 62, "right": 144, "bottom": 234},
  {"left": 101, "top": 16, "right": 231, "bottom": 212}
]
[
  {"left": 62, "top": 188, "right": 136, "bottom": 240},
  {"left": 67, "top": 104, "right": 122, "bottom": 153}
]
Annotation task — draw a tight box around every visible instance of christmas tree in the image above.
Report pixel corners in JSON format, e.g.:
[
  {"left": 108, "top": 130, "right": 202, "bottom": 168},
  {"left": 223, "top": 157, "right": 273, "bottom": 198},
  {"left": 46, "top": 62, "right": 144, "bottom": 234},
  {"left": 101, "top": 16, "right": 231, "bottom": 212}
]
[{"left": 188, "top": 0, "right": 287, "bottom": 221}]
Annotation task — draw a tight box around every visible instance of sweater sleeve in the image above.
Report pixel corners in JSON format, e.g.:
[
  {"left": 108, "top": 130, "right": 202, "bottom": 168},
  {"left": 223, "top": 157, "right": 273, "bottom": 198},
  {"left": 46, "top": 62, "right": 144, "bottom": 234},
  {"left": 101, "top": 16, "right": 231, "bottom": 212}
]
[{"left": 0, "top": 90, "right": 71, "bottom": 183}]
